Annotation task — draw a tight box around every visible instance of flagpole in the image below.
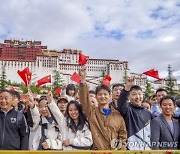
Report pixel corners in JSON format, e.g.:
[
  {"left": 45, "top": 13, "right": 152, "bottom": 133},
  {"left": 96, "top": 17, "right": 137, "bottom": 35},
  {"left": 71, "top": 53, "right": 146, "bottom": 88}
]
[
  {"left": 25, "top": 73, "right": 30, "bottom": 93},
  {"left": 50, "top": 74, "right": 52, "bottom": 92}
]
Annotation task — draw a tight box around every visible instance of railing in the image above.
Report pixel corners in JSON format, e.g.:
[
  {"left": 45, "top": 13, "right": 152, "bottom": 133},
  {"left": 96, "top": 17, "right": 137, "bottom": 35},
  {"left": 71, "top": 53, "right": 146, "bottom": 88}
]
[{"left": 0, "top": 150, "right": 176, "bottom": 154}]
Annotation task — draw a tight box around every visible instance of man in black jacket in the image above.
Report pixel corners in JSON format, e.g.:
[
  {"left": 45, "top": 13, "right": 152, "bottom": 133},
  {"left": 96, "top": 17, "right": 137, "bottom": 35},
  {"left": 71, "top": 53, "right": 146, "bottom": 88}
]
[
  {"left": 0, "top": 89, "right": 29, "bottom": 150},
  {"left": 117, "top": 77, "right": 152, "bottom": 150}
]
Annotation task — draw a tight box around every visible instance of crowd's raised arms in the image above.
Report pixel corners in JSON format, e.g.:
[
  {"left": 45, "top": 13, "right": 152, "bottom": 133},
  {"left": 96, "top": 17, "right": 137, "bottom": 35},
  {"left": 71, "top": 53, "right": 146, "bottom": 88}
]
[{"left": 0, "top": 65, "right": 180, "bottom": 150}]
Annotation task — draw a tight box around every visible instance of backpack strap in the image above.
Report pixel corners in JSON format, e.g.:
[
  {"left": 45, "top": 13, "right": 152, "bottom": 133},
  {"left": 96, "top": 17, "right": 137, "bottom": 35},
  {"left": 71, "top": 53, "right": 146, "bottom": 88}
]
[{"left": 38, "top": 117, "right": 48, "bottom": 150}]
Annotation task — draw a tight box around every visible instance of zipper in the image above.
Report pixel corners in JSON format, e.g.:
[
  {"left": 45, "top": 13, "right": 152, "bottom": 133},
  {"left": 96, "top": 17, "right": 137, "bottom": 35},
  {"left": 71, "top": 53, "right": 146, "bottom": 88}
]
[{"left": 1, "top": 114, "right": 6, "bottom": 149}]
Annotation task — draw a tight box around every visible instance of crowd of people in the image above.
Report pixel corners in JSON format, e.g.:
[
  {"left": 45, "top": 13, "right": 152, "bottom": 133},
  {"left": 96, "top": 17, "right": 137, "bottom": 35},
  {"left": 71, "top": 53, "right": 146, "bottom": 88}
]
[{"left": 0, "top": 66, "right": 180, "bottom": 150}]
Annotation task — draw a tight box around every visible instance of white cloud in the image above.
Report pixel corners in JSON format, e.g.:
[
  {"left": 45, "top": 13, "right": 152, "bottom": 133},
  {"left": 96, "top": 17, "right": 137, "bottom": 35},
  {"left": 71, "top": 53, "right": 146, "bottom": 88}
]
[{"left": 0, "top": 0, "right": 180, "bottom": 81}]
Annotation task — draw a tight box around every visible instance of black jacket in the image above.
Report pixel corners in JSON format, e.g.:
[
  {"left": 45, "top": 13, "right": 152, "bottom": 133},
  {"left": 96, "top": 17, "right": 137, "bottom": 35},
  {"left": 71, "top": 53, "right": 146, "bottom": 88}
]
[
  {"left": 117, "top": 89, "right": 152, "bottom": 150},
  {"left": 0, "top": 108, "right": 29, "bottom": 150}
]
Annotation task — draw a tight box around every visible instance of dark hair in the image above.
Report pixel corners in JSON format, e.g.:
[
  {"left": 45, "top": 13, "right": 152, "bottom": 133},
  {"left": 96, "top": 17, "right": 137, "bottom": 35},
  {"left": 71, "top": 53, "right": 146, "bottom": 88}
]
[
  {"left": 130, "top": 85, "right": 142, "bottom": 92},
  {"left": 160, "top": 95, "right": 175, "bottom": 106},
  {"left": 66, "top": 100, "right": 89, "bottom": 133},
  {"left": 57, "top": 98, "right": 68, "bottom": 104},
  {"left": 38, "top": 96, "right": 58, "bottom": 124},
  {"left": 89, "top": 90, "right": 96, "bottom": 95},
  {"left": 149, "top": 94, "right": 156, "bottom": 99},
  {"left": 175, "top": 99, "right": 180, "bottom": 108},
  {"left": 95, "top": 84, "right": 111, "bottom": 95},
  {"left": 156, "top": 88, "right": 168, "bottom": 94},
  {"left": 66, "top": 84, "right": 76, "bottom": 96},
  {"left": 0, "top": 89, "right": 13, "bottom": 96},
  {"left": 38, "top": 96, "right": 47, "bottom": 105},
  {"left": 11, "top": 91, "right": 20, "bottom": 100},
  {"left": 112, "top": 83, "right": 125, "bottom": 90}
]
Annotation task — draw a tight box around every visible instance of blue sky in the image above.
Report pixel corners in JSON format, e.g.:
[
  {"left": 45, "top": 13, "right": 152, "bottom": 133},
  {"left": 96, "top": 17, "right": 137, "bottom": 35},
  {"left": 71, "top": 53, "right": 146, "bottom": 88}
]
[{"left": 0, "top": 0, "right": 180, "bottom": 82}]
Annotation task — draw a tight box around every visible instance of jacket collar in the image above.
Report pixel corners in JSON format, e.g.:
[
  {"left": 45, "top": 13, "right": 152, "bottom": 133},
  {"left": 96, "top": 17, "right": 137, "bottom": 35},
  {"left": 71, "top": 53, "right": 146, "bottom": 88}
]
[
  {"left": 130, "top": 103, "right": 144, "bottom": 109},
  {"left": 159, "top": 114, "right": 176, "bottom": 140},
  {"left": 0, "top": 107, "right": 14, "bottom": 114}
]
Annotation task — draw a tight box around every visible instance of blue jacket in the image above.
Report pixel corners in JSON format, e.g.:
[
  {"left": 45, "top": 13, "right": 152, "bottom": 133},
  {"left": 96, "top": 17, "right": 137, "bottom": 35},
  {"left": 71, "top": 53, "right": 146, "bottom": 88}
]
[
  {"left": 0, "top": 108, "right": 29, "bottom": 150},
  {"left": 151, "top": 103, "right": 161, "bottom": 118},
  {"left": 117, "top": 89, "right": 152, "bottom": 150}
]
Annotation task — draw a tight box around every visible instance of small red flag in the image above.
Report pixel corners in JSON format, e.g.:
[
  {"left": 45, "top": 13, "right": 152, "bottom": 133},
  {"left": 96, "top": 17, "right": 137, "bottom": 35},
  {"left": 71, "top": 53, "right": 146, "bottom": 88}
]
[
  {"left": 17, "top": 67, "right": 32, "bottom": 87},
  {"left": 37, "top": 75, "right": 51, "bottom": 87},
  {"left": 143, "top": 69, "right": 162, "bottom": 80},
  {"left": 54, "top": 87, "right": 61, "bottom": 96},
  {"left": 78, "top": 53, "right": 89, "bottom": 65},
  {"left": 105, "top": 74, "right": 112, "bottom": 81},
  {"left": 9, "top": 86, "right": 15, "bottom": 92},
  {"left": 102, "top": 79, "right": 110, "bottom": 87},
  {"left": 70, "top": 72, "right": 81, "bottom": 84}
]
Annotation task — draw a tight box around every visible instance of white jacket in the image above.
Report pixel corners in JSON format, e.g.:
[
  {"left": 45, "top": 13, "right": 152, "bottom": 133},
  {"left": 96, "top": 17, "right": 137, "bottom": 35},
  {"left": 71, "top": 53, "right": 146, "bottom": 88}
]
[
  {"left": 29, "top": 105, "right": 63, "bottom": 150},
  {"left": 63, "top": 123, "right": 93, "bottom": 150},
  {"left": 48, "top": 101, "right": 93, "bottom": 150}
]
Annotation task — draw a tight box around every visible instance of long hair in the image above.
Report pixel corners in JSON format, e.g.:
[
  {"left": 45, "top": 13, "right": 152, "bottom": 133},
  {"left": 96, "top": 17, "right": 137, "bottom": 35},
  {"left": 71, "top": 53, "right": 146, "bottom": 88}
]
[
  {"left": 66, "top": 84, "right": 76, "bottom": 96},
  {"left": 66, "top": 100, "right": 89, "bottom": 133},
  {"left": 38, "top": 96, "right": 58, "bottom": 125}
]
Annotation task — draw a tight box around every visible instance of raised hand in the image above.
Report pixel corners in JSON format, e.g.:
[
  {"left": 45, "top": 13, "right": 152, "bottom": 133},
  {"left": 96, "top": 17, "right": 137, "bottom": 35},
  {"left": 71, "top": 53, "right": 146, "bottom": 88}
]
[
  {"left": 61, "top": 84, "right": 67, "bottom": 90},
  {"left": 47, "top": 91, "right": 53, "bottom": 104},
  {"left": 25, "top": 92, "right": 35, "bottom": 109},
  {"left": 125, "top": 76, "right": 135, "bottom": 91},
  {"left": 80, "top": 65, "right": 87, "bottom": 83}
]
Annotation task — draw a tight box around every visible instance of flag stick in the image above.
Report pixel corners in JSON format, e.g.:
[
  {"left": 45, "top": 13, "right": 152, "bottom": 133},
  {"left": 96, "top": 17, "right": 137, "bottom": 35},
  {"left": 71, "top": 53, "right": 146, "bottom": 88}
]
[
  {"left": 50, "top": 75, "right": 52, "bottom": 92},
  {"left": 25, "top": 73, "right": 30, "bottom": 93}
]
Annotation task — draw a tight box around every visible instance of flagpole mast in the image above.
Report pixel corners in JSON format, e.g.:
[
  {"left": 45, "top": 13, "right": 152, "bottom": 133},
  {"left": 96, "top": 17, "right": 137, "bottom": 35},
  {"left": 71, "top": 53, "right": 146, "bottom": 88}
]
[
  {"left": 25, "top": 74, "right": 30, "bottom": 92},
  {"left": 50, "top": 74, "right": 52, "bottom": 92}
]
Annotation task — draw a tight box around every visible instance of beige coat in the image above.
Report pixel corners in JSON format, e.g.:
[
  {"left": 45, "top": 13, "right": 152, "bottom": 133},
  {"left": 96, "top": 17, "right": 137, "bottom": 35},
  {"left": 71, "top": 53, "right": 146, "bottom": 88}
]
[{"left": 79, "top": 83, "right": 127, "bottom": 150}]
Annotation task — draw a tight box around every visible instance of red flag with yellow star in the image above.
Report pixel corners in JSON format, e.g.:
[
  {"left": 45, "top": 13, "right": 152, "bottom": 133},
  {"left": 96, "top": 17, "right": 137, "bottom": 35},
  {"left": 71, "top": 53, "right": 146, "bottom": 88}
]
[
  {"left": 78, "top": 53, "right": 89, "bottom": 65},
  {"left": 17, "top": 67, "right": 32, "bottom": 87},
  {"left": 37, "top": 75, "right": 51, "bottom": 87}
]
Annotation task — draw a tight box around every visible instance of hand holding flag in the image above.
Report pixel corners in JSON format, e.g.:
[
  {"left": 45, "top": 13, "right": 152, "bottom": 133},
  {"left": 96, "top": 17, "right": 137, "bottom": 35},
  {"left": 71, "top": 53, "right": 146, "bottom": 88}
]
[{"left": 101, "top": 74, "right": 112, "bottom": 87}]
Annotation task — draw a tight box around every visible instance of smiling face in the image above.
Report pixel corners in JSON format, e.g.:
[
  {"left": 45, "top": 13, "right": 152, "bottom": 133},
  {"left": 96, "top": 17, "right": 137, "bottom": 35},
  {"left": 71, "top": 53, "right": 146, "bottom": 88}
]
[
  {"left": 38, "top": 99, "right": 51, "bottom": 117},
  {"left": 68, "top": 103, "right": 79, "bottom": 121},
  {"left": 96, "top": 89, "right": 111, "bottom": 106},
  {"left": 0, "top": 91, "right": 13, "bottom": 112},
  {"left": 160, "top": 99, "right": 175, "bottom": 116},
  {"left": 129, "top": 89, "right": 143, "bottom": 106}
]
